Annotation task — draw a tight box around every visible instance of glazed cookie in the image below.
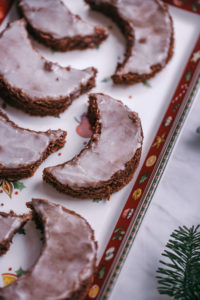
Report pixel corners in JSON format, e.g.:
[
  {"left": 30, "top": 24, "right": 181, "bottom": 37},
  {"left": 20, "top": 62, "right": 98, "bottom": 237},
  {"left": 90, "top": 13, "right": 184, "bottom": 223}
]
[
  {"left": 0, "top": 110, "right": 66, "bottom": 181},
  {"left": 18, "top": 0, "right": 107, "bottom": 51},
  {"left": 0, "top": 211, "right": 30, "bottom": 256},
  {"left": 43, "top": 93, "right": 143, "bottom": 199},
  {"left": 85, "top": 0, "right": 174, "bottom": 84},
  {"left": 0, "top": 19, "right": 97, "bottom": 116},
  {"left": 0, "top": 199, "right": 97, "bottom": 300}
]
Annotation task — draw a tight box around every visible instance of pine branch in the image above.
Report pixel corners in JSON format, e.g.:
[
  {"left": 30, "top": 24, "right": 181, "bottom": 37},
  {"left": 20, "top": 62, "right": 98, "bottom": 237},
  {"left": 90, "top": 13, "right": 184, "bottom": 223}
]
[{"left": 156, "top": 225, "right": 200, "bottom": 300}]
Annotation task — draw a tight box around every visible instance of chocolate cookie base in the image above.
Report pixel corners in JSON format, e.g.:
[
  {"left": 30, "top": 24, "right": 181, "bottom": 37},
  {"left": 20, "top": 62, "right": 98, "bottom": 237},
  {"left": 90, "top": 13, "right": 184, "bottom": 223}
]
[
  {"left": 0, "top": 211, "right": 30, "bottom": 256},
  {"left": 43, "top": 94, "right": 143, "bottom": 199},
  {"left": 112, "top": 22, "right": 174, "bottom": 85},
  {"left": 43, "top": 147, "right": 142, "bottom": 199},
  {"left": 85, "top": 0, "right": 174, "bottom": 85},
  {"left": 0, "top": 68, "right": 97, "bottom": 116},
  {"left": 25, "top": 22, "right": 107, "bottom": 52},
  {"left": 26, "top": 199, "right": 97, "bottom": 300},
  {"left": 0, "top": 111, "right": 66, "bottom": 181},
  {"left": 18, "top": 2, "right": 107, "bottom": 52}
]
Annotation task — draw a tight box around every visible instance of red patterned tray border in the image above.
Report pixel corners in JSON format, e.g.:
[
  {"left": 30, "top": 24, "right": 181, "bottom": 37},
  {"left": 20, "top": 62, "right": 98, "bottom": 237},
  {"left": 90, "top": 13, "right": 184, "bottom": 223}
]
[
  {"left": 0, "top": 0, "right": 13, "bottom": 25},
  {"left": 86, "top": 36, "right": 200, "bottom": 300},
  {"left": 163, "top": 0, "right": 200, "bottom": 14}
]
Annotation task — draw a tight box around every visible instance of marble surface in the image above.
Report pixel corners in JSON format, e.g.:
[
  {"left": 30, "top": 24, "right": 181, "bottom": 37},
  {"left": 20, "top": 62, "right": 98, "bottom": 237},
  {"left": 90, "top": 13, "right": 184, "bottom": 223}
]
[{"left": 110, "top": 92, "right": 200, "bottom": 300}]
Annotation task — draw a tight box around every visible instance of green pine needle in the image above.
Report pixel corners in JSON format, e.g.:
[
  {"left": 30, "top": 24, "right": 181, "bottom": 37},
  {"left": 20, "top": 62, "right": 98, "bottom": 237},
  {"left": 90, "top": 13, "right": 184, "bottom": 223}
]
[{"left": 156, "top": 225, "right": 200, "bottom": 300}]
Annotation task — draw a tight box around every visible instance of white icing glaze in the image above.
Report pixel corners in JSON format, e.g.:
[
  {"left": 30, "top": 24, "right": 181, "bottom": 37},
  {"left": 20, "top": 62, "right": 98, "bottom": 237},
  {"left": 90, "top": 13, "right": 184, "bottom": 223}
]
[
  {"left": 0, "top": 113, "right": 63, "bottom": 168},
  {"left": 0, "top": 20, "right": 94, "bottom": 99},
  {"left": 0, "top": 200, "right": 96, "bottom": 300},
  {"left": 19, "top": 0, "right": 95, "bottom": 39},
  {"left": 47, "top": 93, "right": 142, "bottom": 188},
  {"left": 0, "top": 215, "right": 23, "bottom": 242},
  {"left": 91, "top": 0, "right": 172, "bottom": 75}
]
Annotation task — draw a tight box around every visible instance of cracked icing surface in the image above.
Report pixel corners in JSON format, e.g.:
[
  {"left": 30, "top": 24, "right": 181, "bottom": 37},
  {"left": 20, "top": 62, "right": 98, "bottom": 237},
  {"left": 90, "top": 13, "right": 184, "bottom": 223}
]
[
  {"left": 0, "top": 112, "right": 64, "bottom": 168},
  {"left": 0, "top": 19, "right": 94, "bottom": 99},
  {"left": 45, "top": 93, "right": 142, "bottom": 188},
  {"left": 19, "top": 0, "right": 96, "bottom": 39},
  {"left": 88, "top": 0, "right": 172, "bottom": 75},
  {"left": 0, "top": 199, "right": 96, "bottom": 300}
]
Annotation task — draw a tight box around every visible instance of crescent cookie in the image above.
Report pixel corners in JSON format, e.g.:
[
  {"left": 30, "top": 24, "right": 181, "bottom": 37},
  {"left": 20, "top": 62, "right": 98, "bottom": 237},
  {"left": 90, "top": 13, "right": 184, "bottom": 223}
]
[
  {"left": 0, "top": 19, "right": 97, "bottom": 116},
  {"left": 0, "top": 199, "right": 97, "bottom": 300},
  {"left": 0, "top": 110, "right": 66, "bottom": 181},
  {"left": 43, "top": 93, "right": 143, "bottom": 199},
  {"left": 18, "top": 0, "right": 108, "bottom": 51},
  {"left": 85, "top": 0, "right": 174, "bottom": 84},
  {"left": 0, "top": 212, "right": 30, "bottom": 256}
]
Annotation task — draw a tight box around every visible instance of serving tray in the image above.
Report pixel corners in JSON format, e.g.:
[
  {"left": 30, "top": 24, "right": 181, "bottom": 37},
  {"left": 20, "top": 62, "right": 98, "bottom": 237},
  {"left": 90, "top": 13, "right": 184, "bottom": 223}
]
[{"left": 0, "top": 1, "right": 199, "bottom": 299}]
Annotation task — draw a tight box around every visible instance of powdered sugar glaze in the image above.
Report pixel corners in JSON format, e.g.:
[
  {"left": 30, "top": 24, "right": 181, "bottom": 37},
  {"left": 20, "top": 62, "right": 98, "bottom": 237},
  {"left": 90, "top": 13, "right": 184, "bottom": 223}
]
[
  {"left": 0, "top": 20, "right": 94, "bottom": 99},
  {"left": 0, "top": 215, "right": 24, "bottom": 242},
  {"left": 92, "top": 0, "right": 172, "bottom": 75},
  {"left": 47, "top": 94, "right": 142, "bottom": 188},
  {"left": 0, "top": 200, "right": 96, "bottom": 300},
  {"left": 19, "top": 0, "right": 96, "bottom": 39},
  {"left": 118, "top": 0, "right": 172, "bottom": 74},
  {"left": 0, "top": 112, "right": 63, "bottom": 168}
]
